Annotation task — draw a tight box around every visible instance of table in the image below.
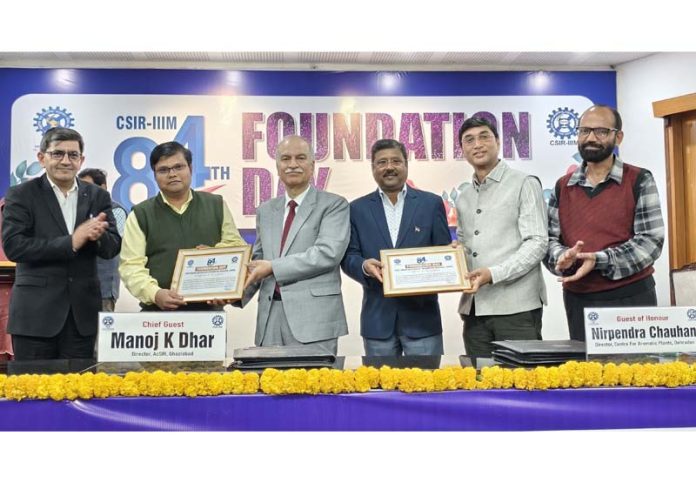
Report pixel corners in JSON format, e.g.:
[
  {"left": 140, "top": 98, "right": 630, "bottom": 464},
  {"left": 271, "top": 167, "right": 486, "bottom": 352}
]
[{"left": 1, "top": 385, "right": 694, "bottom": 431}]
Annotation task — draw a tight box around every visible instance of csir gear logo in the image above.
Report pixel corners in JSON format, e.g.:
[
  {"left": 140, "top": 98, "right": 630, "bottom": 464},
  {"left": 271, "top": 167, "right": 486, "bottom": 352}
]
[
  {"left": 547, "top": 107, "right": 579, "bottom": 140},
  {"left": 33, "top": 106, "right": 75, "bottom": 134}
]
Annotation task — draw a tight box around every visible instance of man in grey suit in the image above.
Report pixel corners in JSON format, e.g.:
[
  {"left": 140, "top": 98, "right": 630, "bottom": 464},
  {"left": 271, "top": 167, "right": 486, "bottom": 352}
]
[{"left": 244, "top": 135, "right": 350, "bottom": 355}]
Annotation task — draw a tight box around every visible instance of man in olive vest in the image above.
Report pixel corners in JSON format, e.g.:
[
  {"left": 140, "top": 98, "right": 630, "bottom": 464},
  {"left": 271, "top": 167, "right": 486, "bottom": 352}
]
[{"left": 119, "top": 141, "right": 246, "bottom": 311}]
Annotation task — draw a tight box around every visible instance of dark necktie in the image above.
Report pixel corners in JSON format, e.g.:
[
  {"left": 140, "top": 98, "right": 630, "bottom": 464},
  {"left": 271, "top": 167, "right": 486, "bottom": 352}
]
[{"left": 274, "top": 199, "right": 297, "bottom": 298}]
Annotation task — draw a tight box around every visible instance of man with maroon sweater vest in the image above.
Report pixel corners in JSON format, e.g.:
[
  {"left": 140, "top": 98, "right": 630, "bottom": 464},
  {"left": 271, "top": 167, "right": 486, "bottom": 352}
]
[{"left": 545, "top": 105, "right": 665, "bottom": 341}]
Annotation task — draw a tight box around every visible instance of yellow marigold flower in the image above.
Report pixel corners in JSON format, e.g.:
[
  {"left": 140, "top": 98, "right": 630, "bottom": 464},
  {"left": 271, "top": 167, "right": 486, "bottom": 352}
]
[
  {"left": 477, "top": 366, "right": 495, "bottom": 389},
  {"left": 76, "top": 373, "right": 95, "bottom": 400},
  {"left": 562, "top": 361, "right": 585, "bottom": 388},
  {"left": 617, "top": 362, "right": 633, "bottom": 386},
  {"left": 303, "top": 369, "right": 320, "bottom": 394},
  {"left": 602, "top": 363, "right": 619, "bottom": 387},
  {"left": 260, "top": 368, "right": 281, "bottom": 394},
  {"left": 221, "top": 371, "right": 243, "bottom": 394},
  {"left": 667, "top": 361, "right": 692, "bottom": 387},
  {"left": 4, "top": 375, "right": 24, "bottom": 401},
  {"left": 689, "top": 363, "right": 696, "bottom": 384},
  {"left": 120, "top": 372, "right": 142, "bottom": 397},
  {"left": 205, "top": 372, "right": 225, "bottom": 396},
  {"left": 92, "top": 373, "right": 115, "bottom": 398},
  {"left": 397, "top": 368, "right": 434, "bottom": 393},
  {"left": 479, "top": 366, "right": 513, "bottom": 389},
  {"left": 632, "top": 363, "right": 653, "bottom": 387},
  {"left": 338, "top": 370, "right": 358, "bottom": 393},
  {"left": 583, "top": 362, "right": 603, "bottom": 387},
  {"left": 531, "top": 367, "right": 550, "bottom": 390},
  {"left": 33, "top": 374, "right": 51, "bottom": 400},
  {"left": 46, "top": 374, "right": 66, "bottom": 401},
  {"left": 353, "top": 368, "right": 372, "bottom": 392},
  {"left": 454, "top": 367, "right": 478, "bottom": 390},
  {"left": 356, "top": 366, "right": 380, "bottom": 389},
  {"left": 187, "top": 372, "right": 212, "bottom": 397},
  {"left": 0, "top": 374, "right": 7, "bottom": 398},
  {"left": 242, "top": 372, "right": 259, "bottom": 393},
  {"left": 379, "top": 366, "right": 398, "bottom": 391},
  {"left": 170, "top": 372, "right": 187, "bottom": 396},
  {"left": 283, "top": 369, "right": 310, "bottom": 394},
  {"left": 546, "top": 366, "right": 560, "bottom": 388},
  {"left": 556, "top": 364, "right": 571, "bottom": 388},
  {"left": 512, "top": 368, "right": 529, "bottom": 390},
  {"left": 432, "top": 368, "right": 457, "bottom": 391}
]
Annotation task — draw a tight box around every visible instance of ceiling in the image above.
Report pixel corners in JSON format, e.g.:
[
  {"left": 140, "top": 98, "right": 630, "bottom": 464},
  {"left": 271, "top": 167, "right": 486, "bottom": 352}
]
[{"left": 0, "top": 52, "right": 655, "bottom": 70}]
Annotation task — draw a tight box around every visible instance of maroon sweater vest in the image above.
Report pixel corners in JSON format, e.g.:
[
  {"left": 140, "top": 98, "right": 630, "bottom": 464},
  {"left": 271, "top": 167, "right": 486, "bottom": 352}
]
[{"left": 557, "top": 163, "right": 653, "bottom": 294}]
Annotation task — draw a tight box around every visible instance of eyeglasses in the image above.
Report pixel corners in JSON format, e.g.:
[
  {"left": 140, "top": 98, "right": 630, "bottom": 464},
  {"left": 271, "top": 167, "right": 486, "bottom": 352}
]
[
  {"left": 577, "top": 127, "right": 619, "bottom": 139},
  {"left": 461, "top": 132, "right": 495, "bottom": 146},
  {"left": 155, "top": 163, "right": 188, "bottom": 176},
  {"left": 373, "top": 158, "right": 405, "bottom": 168},
  {"left": 45, "top": 150, "right": 81, "bottom": 162}
]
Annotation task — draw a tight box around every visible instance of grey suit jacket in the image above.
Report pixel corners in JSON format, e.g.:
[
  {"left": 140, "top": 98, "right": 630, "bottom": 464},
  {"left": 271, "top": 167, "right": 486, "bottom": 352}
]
[{"left": 245, "top": 186, "right": 350, "bottom": 344}]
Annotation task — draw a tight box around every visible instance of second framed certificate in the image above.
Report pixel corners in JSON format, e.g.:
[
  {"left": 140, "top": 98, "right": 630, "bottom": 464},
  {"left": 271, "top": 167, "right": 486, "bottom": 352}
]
[
  {"left": 170, "top": 246, "right": 251, "bottom": 302},
  {"left": 380, "top": 245, "right": 472, "bottom": 297}
]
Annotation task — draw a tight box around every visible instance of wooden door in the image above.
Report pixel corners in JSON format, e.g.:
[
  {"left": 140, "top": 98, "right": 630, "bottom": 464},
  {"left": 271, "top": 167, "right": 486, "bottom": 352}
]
[{"left": 654, "top": 94, "right": 696, "bottom": 270}]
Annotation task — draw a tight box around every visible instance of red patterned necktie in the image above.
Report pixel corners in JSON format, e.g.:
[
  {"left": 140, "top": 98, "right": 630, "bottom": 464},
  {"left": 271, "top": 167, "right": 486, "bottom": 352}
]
[
  {"left": 274, "top": 199, "right": 297, "bottom": 298},
  {"left": 279, "top": 199, "right": 297, "bottom": 254}
]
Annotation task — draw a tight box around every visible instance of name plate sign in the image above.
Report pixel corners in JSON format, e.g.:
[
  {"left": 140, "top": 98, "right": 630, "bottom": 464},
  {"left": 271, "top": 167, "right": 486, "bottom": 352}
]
[
  {"left": 97, "top": 312, "right": 227, "bottom": 362},
  {"left": 585, "top": 306, "right": 696, "bottom": 361}
]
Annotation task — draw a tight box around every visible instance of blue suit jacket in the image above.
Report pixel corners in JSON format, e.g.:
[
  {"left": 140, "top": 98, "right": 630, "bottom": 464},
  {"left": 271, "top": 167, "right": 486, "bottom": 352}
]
[{"left": 341, "top": 187, "right": 452, "bottom": 339}]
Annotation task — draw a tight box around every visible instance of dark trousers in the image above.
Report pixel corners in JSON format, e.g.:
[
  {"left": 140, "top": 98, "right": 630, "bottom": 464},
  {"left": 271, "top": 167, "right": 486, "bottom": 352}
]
[
  {"left": 462, "top": 304, "right": 543, "bottom": 357},
  {"left": 11, "top": 309, "right": 96, "bottom": 361},
  {"left": 563, "top": 284, "right": 658, "bottom": 341}
]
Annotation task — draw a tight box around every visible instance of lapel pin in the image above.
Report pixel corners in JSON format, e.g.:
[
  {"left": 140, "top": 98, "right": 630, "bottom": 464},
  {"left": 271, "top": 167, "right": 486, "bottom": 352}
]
[{"left": 415, "top": 226, "right": 421, "bottom": 232}]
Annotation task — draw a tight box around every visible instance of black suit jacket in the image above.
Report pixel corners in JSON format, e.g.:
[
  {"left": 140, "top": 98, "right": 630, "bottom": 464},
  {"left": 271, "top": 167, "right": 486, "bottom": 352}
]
[{"left": 1, "top": 174, "right": 121, "bottom": 337}]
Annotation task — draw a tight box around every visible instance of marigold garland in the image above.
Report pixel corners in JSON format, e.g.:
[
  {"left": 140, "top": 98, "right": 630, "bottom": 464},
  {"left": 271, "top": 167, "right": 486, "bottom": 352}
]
[{"left": 1, "top": 361, "right": 695, "bottom": 401}]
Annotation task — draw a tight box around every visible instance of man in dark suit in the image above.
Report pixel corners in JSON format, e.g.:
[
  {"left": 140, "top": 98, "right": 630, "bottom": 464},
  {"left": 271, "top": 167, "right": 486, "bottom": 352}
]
[
  {"left": 1, "top": 127, "right": 121, "bottom": 360},
  {"left": 341, "top": 139, "right": 452, "bottom": 356}
]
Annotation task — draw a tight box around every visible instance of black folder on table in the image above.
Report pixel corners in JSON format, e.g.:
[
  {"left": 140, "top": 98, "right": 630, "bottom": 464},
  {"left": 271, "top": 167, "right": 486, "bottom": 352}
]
[
  {"left": 7, "top": 358, "right": 96, "bottom": 375},
  {"left": 229, "top": 345, "right": 336, "bottom": 370},
  {"left": 491, "top": 340, "right": 586, "bottom": 367}
]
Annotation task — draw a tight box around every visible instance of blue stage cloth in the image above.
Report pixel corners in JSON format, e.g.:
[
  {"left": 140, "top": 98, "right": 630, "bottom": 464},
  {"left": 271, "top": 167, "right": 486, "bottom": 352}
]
[{"left": 1, "top": 386, "right": 695, "bottom": 431}]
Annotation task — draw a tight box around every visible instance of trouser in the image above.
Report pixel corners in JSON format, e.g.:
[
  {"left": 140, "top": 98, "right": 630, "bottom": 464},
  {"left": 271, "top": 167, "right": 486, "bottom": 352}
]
[
  {"left": 260, "top": 300, "right": 338, "bottom": 355},
  {"left": 11, "top": 309, "right": 95, "bottom": 361},
  {"left": 462, "top": 305, "right": 543, "bottom": 357},
  {"left": 563, "top": 284, "right": 657, "bottom": 341}
]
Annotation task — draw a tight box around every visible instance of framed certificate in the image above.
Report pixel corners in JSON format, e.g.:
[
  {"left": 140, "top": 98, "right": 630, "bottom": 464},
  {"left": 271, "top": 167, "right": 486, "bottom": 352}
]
[
  {"left": 170, "top": 246, "right": 251, "bottom": 302},
  {"left": 380, "top": 245, "right": 473, "bottom": 297}
]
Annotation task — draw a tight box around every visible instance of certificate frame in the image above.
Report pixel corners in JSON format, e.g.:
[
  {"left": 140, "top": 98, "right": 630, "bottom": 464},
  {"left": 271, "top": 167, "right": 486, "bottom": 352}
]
[
  {"left": 380, "top": 245, "right": 473, "bottom": 297},
  {"left": 170, "top": 246, "right": 251, "bottom": 302}
]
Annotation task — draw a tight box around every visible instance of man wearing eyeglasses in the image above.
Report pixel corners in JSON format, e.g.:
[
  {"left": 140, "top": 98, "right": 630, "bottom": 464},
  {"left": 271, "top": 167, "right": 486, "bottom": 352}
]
[
  {"left": 455, "top": 117, "right": 548, "bottom": 357},
  {"left": 119, "top": 141, "right": 246, "bottom": 311},
  {"left": 1, "top": 127, "right": 121, "bottom": 361},
  {"left": 545, "top": 105, "right": 665, "bottom": 341},
  {"left": 341, "top": 139, "right": 451, "bottom": 356}
]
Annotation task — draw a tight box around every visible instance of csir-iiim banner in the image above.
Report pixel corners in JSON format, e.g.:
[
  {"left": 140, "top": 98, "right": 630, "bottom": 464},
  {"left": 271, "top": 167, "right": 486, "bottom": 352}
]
[{"left": 2, "top": 70, "right": 616, "bottom": 231}]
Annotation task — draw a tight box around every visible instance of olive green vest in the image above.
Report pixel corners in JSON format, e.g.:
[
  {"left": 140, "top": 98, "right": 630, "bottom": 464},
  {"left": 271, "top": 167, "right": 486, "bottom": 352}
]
[{"left": 133, "top": 190, "right": 223, "bottom": 308}]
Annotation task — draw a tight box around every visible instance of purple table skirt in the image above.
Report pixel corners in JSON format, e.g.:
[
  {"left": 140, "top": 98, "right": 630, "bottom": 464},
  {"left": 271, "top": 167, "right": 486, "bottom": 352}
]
[{"left": 1, "top": 385, "right": 695, "bottom": 431}]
